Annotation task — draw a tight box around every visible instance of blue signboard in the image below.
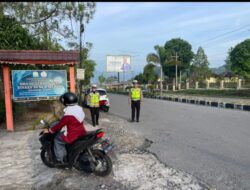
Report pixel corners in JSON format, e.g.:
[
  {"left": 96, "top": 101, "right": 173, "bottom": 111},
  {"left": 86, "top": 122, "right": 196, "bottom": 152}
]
[{"left": 12, "top": 70, "right": 67, "bottom": 99}]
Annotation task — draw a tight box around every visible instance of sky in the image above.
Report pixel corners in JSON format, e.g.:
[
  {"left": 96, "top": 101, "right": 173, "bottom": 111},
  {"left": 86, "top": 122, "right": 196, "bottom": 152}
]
[{"left": 72, "top": 2, "right": 250, "bottom": 83}]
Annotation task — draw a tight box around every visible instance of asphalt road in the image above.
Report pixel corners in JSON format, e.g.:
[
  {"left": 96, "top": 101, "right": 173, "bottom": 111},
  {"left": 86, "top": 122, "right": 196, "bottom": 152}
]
[{"left": 108, "top": 94, "right": 250, "bottom": 190}]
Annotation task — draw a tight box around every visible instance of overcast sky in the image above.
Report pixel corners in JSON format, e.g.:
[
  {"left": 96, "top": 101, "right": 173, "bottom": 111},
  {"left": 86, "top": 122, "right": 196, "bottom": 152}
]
[{"left": 74, "top": 2, "right": 250, "bottom": 82}]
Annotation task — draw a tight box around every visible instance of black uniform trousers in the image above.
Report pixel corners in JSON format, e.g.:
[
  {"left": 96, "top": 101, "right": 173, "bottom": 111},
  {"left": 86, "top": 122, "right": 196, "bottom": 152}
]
[
  {"left": 131, "top": 100, "right": 141, "bottom": 122},
  {"left": 90, "top": 107, "right": 99, "bottom": 126}
]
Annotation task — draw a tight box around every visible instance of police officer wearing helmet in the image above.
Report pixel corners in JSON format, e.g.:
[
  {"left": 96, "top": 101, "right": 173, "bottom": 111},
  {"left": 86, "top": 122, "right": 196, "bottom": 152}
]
[
  {"left": 128, "top": 80, "right": 143, "bottom": 122},
  {"left": 43, "top": 92, "right": 87, "bottom": 165},
  {"left": 88, "top": 84, "right": 100, "bottom": 127}
]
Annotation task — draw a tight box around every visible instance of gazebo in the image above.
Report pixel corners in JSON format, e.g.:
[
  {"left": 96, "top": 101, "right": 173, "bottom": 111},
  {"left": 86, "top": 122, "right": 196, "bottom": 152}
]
[{"left": 0, "top": 50, "right": 79, "bottom": 131}]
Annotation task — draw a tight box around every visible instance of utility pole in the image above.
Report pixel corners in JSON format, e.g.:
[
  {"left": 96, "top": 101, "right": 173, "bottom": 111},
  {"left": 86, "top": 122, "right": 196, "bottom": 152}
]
[
  {"left": 78, "top": 13, "right": 84, "bottom": 105},
  {"left": 171, "top": 52, "right": 179, "bottom": 89},
  {"left": 180, "top": 70, "right": 182, "bottom": 89},
  {"left": 160, "top": 65, "right": 163, "bottom": 97}
]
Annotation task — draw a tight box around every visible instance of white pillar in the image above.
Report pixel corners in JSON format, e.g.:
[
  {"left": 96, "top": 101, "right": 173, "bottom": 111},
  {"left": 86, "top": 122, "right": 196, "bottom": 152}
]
[
  {"left": 172, "top": 81, "right": 176, "bottom": 91},
  {"left": 166, "top": 84, "right": 169, "bottom": 91},
  {"left": 186, "top": 81, "right": 189, "bottom": 89},
  {"left": 206, "top": 80, "right": 210, "bottom": 89},
  {"left": 237, "top": 79, "right": 242, "bottom": 89},
  {"left": 195, "top": 81, "right": 199, "bottom": 89},
  {"left": 220, "top": 80, "right": 224, "bottom": 89}
]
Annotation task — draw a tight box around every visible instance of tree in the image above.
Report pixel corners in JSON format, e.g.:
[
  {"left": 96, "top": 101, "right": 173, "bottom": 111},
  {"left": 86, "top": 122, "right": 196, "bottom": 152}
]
[
  {"left": 146, "top": 45, "right": 167, "bottom": 83},
  {"left": 146, "top": 45, "right": 167, "bottom": 66},
  {"left": 134, "top": 73, "right": 146, "bottom": 84},
  {"left": 190, "top": 47, "right": 211, "bottom": 82},
  {"left": 0, "top": 2, "right": 96, "bottom": 49},
  {"left": 143, "top": 64, "right": 158, "bottom": 84},
  {"left": 164, "top": 38, "right": 194, "bottom": 79},
  {"left": 98, "top": 74, "right": 106, "bottom": 86},
  {"left": 229, "top": 39, "right": 250, "bottom": 79},
  {"left": 106, "top": 76, "right": 118, "bottom": 84},
  {"left": 0, "top": 14, "right": 42, "bottom": 50},
  {"left": 225, "top": 47, "right": 233, "bottom": 73},
  {"left": 0, "top": 13, "right": 45, "bottom": 95},
  {"left": 82, "top": 59, "right": 96, "bottom": 86}
]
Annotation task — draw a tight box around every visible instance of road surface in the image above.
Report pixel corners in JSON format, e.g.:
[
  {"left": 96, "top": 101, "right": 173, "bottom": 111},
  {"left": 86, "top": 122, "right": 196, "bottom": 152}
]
[{"left": 108, "top": 94, "right": 250, "bottom": 190}]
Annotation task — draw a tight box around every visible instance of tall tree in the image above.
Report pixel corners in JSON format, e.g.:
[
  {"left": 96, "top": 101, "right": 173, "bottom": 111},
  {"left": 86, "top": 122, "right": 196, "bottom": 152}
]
[
  {"left": 143, "top": 64, "right": 158, "bottom": 84},
  {"left": 164, "top": 38, "right": 194, "bottom": 79},
  {"left": 0, "top": 2, "right": 96, "bottom": 49},
  {"left": 229, "top": 39, "right": 250, "bottom": 79},
  {"left": 0, "top": 14, "right": 42, "bottom": 50},
  {"left": 80, "top": 44, "right": 96, "bottom": 86},
  {"left": 134, "top": 73, "right": 146, "bottom": 84},
  {"left": 190, "top": 47, "right": 211, "bottom": 82},
  {"left": 0, "top": 13, "right": 45, "bottom": 95},
  {"left": 225, "top": 47, "right": 233, "bottom": 73},
  {"left": 146, "top": 45, "right": 167, "bottom": 83},
  {"left": 83, "top": 59, "right": 96, "bottom": 86}
]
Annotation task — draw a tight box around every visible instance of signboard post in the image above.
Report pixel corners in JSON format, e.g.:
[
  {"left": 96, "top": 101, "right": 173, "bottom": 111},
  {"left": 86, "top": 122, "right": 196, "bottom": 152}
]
[{"left": 12, "top": 70, "right": 67, "bottom": 100}]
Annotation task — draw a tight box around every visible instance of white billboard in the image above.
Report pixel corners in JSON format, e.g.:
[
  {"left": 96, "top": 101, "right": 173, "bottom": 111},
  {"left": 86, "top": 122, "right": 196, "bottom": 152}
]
[{"left": 106, "top": 55, "right": 131, "bottom": 72}]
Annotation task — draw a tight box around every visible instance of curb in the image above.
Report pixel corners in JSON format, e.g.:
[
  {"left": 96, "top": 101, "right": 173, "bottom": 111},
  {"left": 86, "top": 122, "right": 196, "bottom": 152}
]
[
  {"left": 109, "top": 92, "right": 250, "bottom": 112},
  {"left": 149, "top": 95, "right": 250, "bottom": 112}
]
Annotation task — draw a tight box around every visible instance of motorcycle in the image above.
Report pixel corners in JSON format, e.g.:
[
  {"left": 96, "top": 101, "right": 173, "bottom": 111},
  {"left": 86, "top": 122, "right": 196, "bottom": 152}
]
[
  {"left": 39, "top": 120, "right": 115, "bottom": 176},
  {"left": 99, "top": 99, "right": 110, "bottom": 112}
]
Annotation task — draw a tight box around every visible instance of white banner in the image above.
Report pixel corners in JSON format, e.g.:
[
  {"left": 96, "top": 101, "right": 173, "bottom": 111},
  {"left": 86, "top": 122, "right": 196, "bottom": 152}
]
[{"left": 106, "top": 55, "right": 131, "bottom": 72}]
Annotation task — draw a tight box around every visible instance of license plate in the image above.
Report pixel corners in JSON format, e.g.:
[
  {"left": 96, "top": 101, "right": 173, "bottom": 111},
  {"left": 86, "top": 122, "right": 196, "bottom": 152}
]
[
  {"left": 102, "top": 142, "right": 115, "bottom": 154},
  {"left": 104, "top": 144, "right": 114, "bottom": 153}
]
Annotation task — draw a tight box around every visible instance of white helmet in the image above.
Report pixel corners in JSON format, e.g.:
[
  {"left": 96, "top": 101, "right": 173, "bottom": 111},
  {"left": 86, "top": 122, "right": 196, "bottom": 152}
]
[
  {"left": 92, "top": 84, "right": 97, "bottom": 88},
  {"left": 132, "top": 80, "right": 138, "bottom": 84}
]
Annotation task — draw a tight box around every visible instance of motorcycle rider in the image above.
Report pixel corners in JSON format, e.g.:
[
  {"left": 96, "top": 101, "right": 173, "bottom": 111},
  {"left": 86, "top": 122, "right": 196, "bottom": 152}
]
[{"left": 43, "top": 92, "right": 87, "bottom": 165}]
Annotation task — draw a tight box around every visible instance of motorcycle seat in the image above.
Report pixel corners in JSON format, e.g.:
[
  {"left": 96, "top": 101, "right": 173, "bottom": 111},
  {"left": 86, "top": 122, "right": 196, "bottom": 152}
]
[{"left": 71, "top": 128, "right": 103, "bottom": 144}]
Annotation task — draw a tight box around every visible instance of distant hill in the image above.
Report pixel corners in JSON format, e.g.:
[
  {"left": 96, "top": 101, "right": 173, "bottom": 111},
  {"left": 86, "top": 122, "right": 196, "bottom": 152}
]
[{"left": 210, "top": 65, "right": 227, "bottom": 75}]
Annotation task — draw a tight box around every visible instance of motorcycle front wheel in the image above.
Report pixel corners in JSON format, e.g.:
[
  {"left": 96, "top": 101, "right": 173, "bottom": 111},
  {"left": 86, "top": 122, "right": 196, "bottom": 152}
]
[
  {"left": 92, "top": 150, "right": 112, "bottom": 176},
  {"left": 40, "top": 149, "right": 55, "bottom": 168}
]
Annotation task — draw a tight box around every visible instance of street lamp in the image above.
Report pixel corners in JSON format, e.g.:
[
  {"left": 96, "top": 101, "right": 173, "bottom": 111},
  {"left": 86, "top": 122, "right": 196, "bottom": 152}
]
[{"left": 150, "top": 62, "right": 163, "bottom": 97}]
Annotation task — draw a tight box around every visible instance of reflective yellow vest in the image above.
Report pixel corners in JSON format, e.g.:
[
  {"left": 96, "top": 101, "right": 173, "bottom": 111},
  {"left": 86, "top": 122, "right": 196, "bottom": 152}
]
[
  {"left": 130, "top": 88, "right": 141, "bottom": 101},
  {"left": 89, "top": 92, "right": 100, "bottom": 107}
]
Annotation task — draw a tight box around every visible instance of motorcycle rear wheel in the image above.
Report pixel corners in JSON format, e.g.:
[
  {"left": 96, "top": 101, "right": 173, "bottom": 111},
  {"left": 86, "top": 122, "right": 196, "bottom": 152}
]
[
  {"left": 92, "top": 150, "right": 112, "bottom": 176},
  {"left": 102, "top": 106, "right": 109, "bottom": 112},
  {"left": 40, "top": 149, "right": 55, "bottom": 168}
]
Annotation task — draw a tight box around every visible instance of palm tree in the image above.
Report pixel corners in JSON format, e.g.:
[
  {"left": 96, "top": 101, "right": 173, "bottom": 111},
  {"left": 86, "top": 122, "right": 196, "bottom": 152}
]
[
  {"left": 146, "top": 45, "right": 168, "bottom": 96},
  {"left": 146, "top": 45, "right": 167, "bottom": 67}
]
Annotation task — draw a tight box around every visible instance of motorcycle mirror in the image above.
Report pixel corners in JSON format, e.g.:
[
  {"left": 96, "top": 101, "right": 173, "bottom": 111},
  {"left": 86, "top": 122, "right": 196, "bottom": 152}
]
[{"left": 40, "top": 120, "right": 45, "bottom": 125}]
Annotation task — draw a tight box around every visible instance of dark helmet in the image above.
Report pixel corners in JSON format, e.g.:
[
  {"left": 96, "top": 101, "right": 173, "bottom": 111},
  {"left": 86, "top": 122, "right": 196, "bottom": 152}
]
[{"left": 60, "top": 92, "right": 78, "bottom": 106}]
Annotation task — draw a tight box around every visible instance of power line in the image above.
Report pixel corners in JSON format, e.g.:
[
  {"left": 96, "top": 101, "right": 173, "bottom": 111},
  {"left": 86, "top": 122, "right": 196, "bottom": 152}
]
[{"left": 193, "top": 24, "right": 250, "bottom": 47}]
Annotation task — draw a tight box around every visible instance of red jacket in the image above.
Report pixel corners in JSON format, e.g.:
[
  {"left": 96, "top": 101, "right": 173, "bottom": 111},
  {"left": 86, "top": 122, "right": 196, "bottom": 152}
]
[{"left": 49, "top": 115, "right": 87, "bottom": 144}]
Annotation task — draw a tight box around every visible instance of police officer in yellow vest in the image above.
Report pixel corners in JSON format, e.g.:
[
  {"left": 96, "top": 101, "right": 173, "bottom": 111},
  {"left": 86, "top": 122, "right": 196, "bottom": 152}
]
[
  {"left": 128, "top": 80, "right": 143, "bottom": 122},
  {"left": 88, "top": 84, "right": 100, "bottom": 127}
]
